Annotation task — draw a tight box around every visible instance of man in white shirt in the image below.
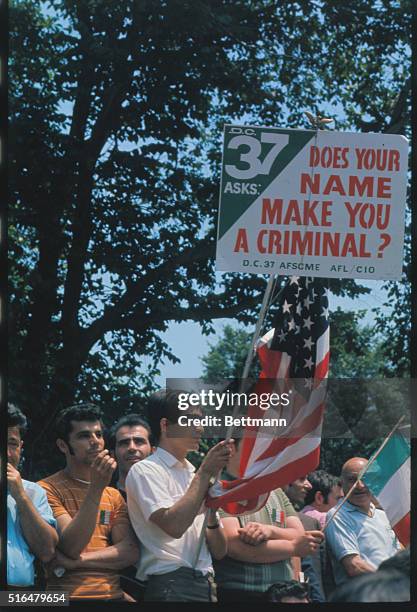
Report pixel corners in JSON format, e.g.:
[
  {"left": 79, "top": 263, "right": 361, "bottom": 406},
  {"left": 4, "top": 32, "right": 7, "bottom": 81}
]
[{"left": 126, "top": 389, "right": 233, "bottom": 602}]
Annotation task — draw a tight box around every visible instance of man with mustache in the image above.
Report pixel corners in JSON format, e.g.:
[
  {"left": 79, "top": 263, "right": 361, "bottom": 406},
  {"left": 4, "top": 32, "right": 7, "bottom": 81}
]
[
  {"left": 108, "top": 413, "right": 152, "bottom": 601},
  {"left": 109, "top": 414, "right": 152, "bottom": 500},
  {"left": 38, "top": 404, "right": 139, "bottom": 601},
  {"left": 325, "top": 457, "right": 401, "bottom": 586},
  {"left": 282, "top": 475, "right": 313, "bottom": 511}
]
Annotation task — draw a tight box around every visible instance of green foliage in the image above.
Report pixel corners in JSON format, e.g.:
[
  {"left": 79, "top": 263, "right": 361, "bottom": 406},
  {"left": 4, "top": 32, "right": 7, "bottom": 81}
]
[
  {"left": 373, "top": 272, "right": 411, "bottom": 376},
  {"left": 9, "top": 0, "right": 410, "bottom": 477},
  {"left": 201, "top": 324, "right": 256, "bottom": 381},
  {"left": 328, "top": 308, "right": 385, "bottom": 378}
]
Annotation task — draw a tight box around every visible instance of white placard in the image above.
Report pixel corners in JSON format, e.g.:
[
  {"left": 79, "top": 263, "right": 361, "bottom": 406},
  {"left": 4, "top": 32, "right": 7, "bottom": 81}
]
[{"left": 216, "top": 125, "right": 408, "bottom": 279}]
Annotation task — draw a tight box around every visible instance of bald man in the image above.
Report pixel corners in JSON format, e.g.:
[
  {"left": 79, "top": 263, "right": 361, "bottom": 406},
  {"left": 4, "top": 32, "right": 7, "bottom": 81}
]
[{"left": 325, "top": 457, "right": 401, "bottom": 587}]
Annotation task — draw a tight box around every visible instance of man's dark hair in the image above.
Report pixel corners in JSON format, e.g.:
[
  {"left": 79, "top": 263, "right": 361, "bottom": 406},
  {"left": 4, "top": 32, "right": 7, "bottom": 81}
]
[
  {"left": 54, "top": 403, "right": 104, "bottom": 444},
  {"left": 305, "top": 469, "right": 341, "bottom": 505},
  {"left": 146, "top": 389, "right": 192, "bottom": 444},
  {"left": 378, "top": 548, "right": 410, "bottom": 576},
  {"left": 8, "top": 403, "right": 28, "bottom": 437},
  {"left": 108, "top": 414, "right": 152, "bottom": 449},
  {"left": 266, "top": 580, "right": 309, "bottom": 602},
  {"left": 329, "top": 569, "right": 409, "bottom": 602}
]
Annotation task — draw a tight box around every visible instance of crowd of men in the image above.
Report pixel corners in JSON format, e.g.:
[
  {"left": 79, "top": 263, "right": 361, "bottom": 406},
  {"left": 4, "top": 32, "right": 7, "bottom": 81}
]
[{"left": 7, "top": 393, "right": 410, "bottom": 603}]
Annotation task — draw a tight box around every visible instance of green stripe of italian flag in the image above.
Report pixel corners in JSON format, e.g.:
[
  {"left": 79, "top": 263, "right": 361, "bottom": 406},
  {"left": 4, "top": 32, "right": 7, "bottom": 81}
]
[{"left": 362, "top": 433, "right": 410, "bottom": 546}]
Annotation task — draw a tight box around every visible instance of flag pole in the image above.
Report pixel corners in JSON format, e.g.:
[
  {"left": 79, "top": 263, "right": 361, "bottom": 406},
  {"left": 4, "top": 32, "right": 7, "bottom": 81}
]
[
  {"left": 192, "top": 273, "right": 278, "bottom": 568},
  {"left": 240, "top": 273, "right": 278, "bottom": 382},
  {"left": 227, "top": 272, "right": 278, "bottom": 437},
  {"left": 323, "top": 414, "right": 406, "bottom": 532}
]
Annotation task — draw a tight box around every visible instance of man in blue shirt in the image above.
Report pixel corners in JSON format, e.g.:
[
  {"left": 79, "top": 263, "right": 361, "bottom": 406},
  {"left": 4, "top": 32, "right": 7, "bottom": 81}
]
[
  {"left": 7, "top": 404, "right": 58, "bottom": 587},
  {"left": 326, "top": 457, "right": 401, "bottom": 587}
]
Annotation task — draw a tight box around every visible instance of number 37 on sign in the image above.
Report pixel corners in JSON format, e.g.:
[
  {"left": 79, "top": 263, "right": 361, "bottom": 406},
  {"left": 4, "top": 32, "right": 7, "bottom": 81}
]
[{"left": 216, "top": 124, "right": 408, "bottom": 280}]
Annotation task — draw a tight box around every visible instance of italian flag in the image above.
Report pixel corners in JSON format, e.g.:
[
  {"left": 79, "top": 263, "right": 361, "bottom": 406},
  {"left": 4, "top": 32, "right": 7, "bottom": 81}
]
[{"left": 362, "top": 433, "right": 410, "bottom": 546}]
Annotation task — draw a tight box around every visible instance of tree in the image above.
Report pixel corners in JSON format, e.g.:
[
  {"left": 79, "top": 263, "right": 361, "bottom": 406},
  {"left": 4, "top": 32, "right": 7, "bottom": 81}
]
[
  {"left": 374, "top": 266, "right": 411, "bottom": 376},
  {"left": 9, "top": 0, "right": 410, "bottom": 477},
  {"left": 201, "top": 310, "right": 386, "bottom": 380},
  {"left": 201, "top": 324, "right": 254, "bottom": 381}
]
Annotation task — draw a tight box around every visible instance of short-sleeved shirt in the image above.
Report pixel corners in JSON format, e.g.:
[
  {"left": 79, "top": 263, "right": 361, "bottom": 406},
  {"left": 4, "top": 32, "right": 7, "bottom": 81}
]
[
  {"left": 125, "top": 447, "right": 212, "bottom": 581},
  {"left": 214, "top": 484, "right": 297, "bottom": 592},
  {"left": 38, "top": 471, "right": 129, "bottom": 600},
  {"left": 325, "top": 500, "right": 401, "bottom": 585},
  {"left": 301, "top": 505, "right": 327, "bottom": 529},
  {"left": 7, "top": 480, "right": 57, "bottom": 587}
]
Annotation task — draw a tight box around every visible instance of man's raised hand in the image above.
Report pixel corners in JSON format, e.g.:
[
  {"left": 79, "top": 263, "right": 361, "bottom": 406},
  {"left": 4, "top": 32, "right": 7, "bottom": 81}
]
[
  {"left": 199, "top": 440, "right": 234, "bottom": 478},
  {"left": 7, "top": 462, "right": 25, "bottom": 500},
  {"left": 90, "top": 450, "right": 117, "bottom": 491}
]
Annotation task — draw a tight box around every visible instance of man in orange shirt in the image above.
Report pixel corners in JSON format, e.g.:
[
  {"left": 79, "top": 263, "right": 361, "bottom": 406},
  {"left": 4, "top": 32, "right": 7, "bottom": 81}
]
[{"left": 38, "top": 403, "right": 139, "bottom": 601}]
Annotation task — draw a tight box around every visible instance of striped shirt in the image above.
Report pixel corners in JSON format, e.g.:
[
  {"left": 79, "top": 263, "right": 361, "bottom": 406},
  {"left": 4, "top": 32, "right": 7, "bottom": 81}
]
[
  {"left": 38, "top": 471, "right": 129, "bottom": 600},
  {"left": 214, "top": 485, "right": 297, "bottom": 592}
]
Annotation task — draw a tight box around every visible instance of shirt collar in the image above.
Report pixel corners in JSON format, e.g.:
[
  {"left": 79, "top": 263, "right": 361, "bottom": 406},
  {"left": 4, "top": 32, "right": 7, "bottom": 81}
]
[
  {"left": 345, "top": 500, "right": 375, "bottom": 515},
  {"left": 303, "top": 504, "right": 319, "bottom": 513},
  {"left": 155, "top": 447, "right": 195, "bottom": 473}
]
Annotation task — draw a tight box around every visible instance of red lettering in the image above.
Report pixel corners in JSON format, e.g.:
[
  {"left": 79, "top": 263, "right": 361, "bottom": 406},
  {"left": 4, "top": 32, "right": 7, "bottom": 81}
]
[
  {"left": 234, "top": 228, "right": 249, "bottom": 253},
  {"left": 377, "top": 177, "right": 391, "bottom": 198},
  {"left": 283, "top": 200, "right": 302, "bottom": 225},
  {"left": 321, "top": 201, "right": 333, "bottom": 226},
  {"left": 290, "top": 231, "right": 314, "bottom": 255},
  {"left": 348, "top": 176, "right": 374, "bottom": 197},
  {"left": 261, "top": 198, "right": 283, "bottom": 224},
  {"left": 338, "top": 147, "right": 349, "bottom": 169},
  {"left": 309, "top": 146, "right": 320, "bottom": 167},
  {"left": 323, "top": 175, "right": 346, "bottom": 196},
  {"left": 300, "top": 173, "right": 320, "bottom": 194},
  {"left": 257, "top": 230, "right": 267, "bottom": 253},
  {"left": 359, "top": 234, "right": 371, "bottom": 257},
  {"left": 268, "top": 230, "right": 281, "bottom": 253},
  {"left": 358, "top": 203, "right": 375, "bottom": 229},
  {"left": 302, "top": 200, "right": 319, "bottom": 225},
  {"left": 376, "top": 204, "right": 391, "bottom": 230},
  {"left": 341, "top": 233, "right": 358, "bottom": 257},
  {"left": 322, "top": 233, "right": 340, "bottom": 256},
  {"left": 389, "top": 150, "right": 400, "bottom": 171},
  {"left": 344, "top": 202, "right": 362, "bottom": 227}
]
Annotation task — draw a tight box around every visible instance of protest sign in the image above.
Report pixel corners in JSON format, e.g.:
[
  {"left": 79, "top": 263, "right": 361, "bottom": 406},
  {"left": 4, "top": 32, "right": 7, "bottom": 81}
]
[{"left": 216, "top": 125, "right": 408, "bottom": 279}]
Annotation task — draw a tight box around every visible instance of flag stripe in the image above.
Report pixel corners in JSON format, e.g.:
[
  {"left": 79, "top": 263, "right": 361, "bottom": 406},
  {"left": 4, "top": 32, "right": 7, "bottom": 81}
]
[
  {"left": 208, "top": 421, "right": 323, "bottom": 505},
  {"left": 208, "top": 445, "right": 321, "bottom": 508},
  {"left": 252, "top": 402, "right": 325, "bottom": 463},
  {"left": 245, "top": 421, "right": 323, "bottom": 478},
  {"left": 362, "top": 435, "right": 410, "bottom": 496},
  {"left": 377, "top": 457, "right": 410, "bottom": 526},
  {"left": 243, "top": 380, "right": 326, "bottom": 466},
  {"left": 393, "top": 513, "right": 410, "bottom": 547}
]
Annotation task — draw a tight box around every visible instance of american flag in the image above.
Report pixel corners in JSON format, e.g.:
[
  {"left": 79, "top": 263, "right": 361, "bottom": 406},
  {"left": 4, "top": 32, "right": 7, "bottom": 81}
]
[{"left": 206, "top": 276, "right": 330, "bottom": 514}]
